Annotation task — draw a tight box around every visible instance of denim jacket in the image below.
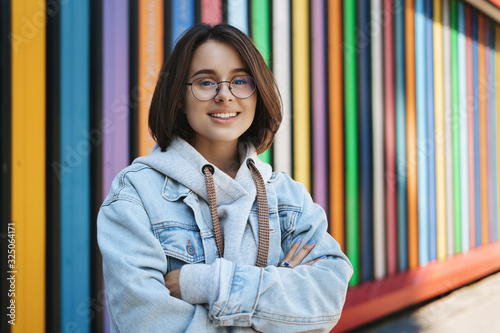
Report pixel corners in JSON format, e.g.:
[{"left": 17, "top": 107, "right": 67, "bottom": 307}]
[{"left": 97, "top": 138, "right": 352, "bottom": 333}]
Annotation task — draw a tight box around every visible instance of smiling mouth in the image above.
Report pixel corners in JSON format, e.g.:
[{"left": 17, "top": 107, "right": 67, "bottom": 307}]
[{"left": 209, "top": 112, "right": 239, "bottom": 119}]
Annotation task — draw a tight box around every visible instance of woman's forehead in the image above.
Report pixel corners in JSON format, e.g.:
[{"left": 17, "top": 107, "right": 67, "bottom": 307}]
[{"left": 189, "top": 41, "right": 246, "bottom": 76}]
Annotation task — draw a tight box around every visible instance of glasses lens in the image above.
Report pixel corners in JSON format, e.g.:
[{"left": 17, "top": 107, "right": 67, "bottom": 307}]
[
  {"left": 230, "top": 76, "right": 256, "bottom": 99},
  {"left": 192, "top": 78, "right": 218, "bottom": 101}
]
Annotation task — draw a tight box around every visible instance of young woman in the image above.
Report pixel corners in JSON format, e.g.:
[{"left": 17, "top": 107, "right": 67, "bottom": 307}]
[{"left": 98, "top": 23, "right": 352, "bottom": 332}]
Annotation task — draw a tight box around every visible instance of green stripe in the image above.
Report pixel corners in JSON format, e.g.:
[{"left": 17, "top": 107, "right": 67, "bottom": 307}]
[
  {"left": 344, "top": 0, "right": 359, "bottom": 286},
  {"left": 450, "top": 0, "right": 462, "bottom": 253},
  {"left": 251, "top": 0, "right": 272, "bottom": 164}
]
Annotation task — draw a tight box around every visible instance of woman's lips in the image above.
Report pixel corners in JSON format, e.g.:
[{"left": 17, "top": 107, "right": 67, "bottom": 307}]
[{"left": 209, "top": 112, "right": 238, "bottom": 119}]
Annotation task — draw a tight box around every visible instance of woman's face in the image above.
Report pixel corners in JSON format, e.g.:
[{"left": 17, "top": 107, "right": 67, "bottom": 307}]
[{"left": 184, "top": 40, "right": 257, "bottom": 149}]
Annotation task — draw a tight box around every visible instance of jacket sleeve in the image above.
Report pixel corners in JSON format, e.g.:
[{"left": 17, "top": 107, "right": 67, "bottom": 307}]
[
  {"left": 180, "top": 181, "right": 353, "bottom": 333},
  {"left": 98, "top": 197, "right": 216, "bottom": 333}
]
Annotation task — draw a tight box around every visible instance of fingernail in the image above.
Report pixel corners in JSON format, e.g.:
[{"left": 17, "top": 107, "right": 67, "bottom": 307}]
[
  {"left": 320, "top": 255, "right": 326, "bottom": 259},
  {"left": 295, "top": 238, "right": 301, "bottom": 244},
  {"left": 307, "top": 240, "right": 315, "bottom": 245}
]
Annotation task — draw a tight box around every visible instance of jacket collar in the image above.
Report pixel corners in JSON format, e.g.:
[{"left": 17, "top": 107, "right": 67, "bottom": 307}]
[{"left": 133, "top": 138, "right": 272, "bottom": 206}]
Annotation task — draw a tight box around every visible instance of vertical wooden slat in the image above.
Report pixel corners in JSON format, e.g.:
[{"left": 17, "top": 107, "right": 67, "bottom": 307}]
[
  {"left": 272, "top": 0, "right": 292, "bottom": 175},
  {"left": 472, "top": 9, "right": 482, "bottom": 247},
  {"left": 484, "top": 18, "right": 494, "bottom": 244},
  {"left": 395, "top": 0, "right": 408, "bottom": 272},
  {"left": 441, "top": 0, "right": 454, "bottom": 256},
  {"left": 489, "top": 20, "right": 498, "bottom": 243},
  {"left": 228, "top": 0, "right": 248, "bottom": 34},
  {"left": 344, "top": 0, "right": 360, "bottom": 285},
  {"left": 328, "top": 0, "right": 345, "bottom": 251},
  {"left": 46, "top": 0, "right": 61, "bottom": 330},
  {"left": 138, "top": 0, "right": 163, "bottom": 156},
  {"left": 11, "top": 0, "right": 46, "bottom": 331},
  {"left": 171, "top": 0, "right": 195, "bottom": 49},
  {"left": 251, "top": 0, "right": 272, "bottom": 164},
  {"left": 406, "top": 0, "right": 419, "bottom": 269},
  {"left": 292, "top": 0, "right": 311, "bottom": 191},
  {"left": 457, "top": 1, "right": 470, "bottom": 253},
  {"left": 465, "top": 6, "right": 477, "bottom": 250},
  {"left": 385, "top": 0, "right": 398, "bottom": 274},
  {"left": 312, "top": 0, "right": 328, "bottom": 214},
  {"left": 357, "top": 0, "right": 373, "bottom": 282},
  {"left": 434, "top": 0, "right": 448, "bottom": 260},
  {"left": 201, "top": 0, "right": 222, "bottom": 25},
  {"left": 1, "top": 1, "right": 12, "bottom": 332},
  {"left": 102, "top": 1, "right": 129, "bottom": 331},
  {"left": 60, "top": 1, "right": 91, "bottom": 330},
  {"left": 372, "top": 0, "right": 386, "bottom": 278},
  {"left": 496, "top": 25, "right": 500, "bottom": 242},
  {"left": 478, "top": 14, "right": 489, "bottom": 245},
  {"left": 450, "top": 0, "right": 463, "bottom": 254},
  {"left": 426, "top": 0, "right": 438, "bottom": 261},
  {"left": 416, "top": 0, "right": 429, "bottom": 265}
]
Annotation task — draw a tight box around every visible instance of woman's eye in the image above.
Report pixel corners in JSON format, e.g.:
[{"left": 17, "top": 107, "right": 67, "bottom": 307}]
[
  {"left": 197, "top": 80, "right": 215, "bottom": 86},
  {"left": 233, "top": 79, "right": 247, "bottom": 85}
]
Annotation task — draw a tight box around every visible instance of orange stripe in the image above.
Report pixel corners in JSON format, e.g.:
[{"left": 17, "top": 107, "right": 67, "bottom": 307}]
[
  {"left": 11, "top": 0, "right": 46, "bottom": 331},
  {"left": 138, "top": 0, "right": 163, "bottom": 156},
  {"left": 477, "top": 15, "right": 489, "bottom": 245},
  {"left": 406, "top": 0, "right": 419, "bottom": 269},
  {"left": 328, "top": 0, "right": 344, "bottom": 250}
]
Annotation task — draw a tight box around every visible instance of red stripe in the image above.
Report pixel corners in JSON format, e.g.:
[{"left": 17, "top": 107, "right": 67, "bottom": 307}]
[
  {"left": 384, "top": 0, "right": 397, "bottom": 275},
  {"left": 201, "top": 0, "right": 222, "bottom": 25}
]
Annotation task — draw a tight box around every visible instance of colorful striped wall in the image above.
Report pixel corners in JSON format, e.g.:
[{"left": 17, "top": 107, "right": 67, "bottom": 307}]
[{"left": 2, "top": 0, "right": 500, "bottom": 332}]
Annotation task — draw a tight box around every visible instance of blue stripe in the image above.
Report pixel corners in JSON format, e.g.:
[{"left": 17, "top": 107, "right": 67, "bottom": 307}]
[
  {"left": 60, "top": 1, "right": 90, "bottom": 331},
  {"left": 358, "top": 0, "right": 372, "bottom": 282},
  {"left": 172, "top": 0, "right": 195, "bottom": 49},
  {"left": 472, "top": 10, "right": 482, "bottom": 247},
  {"left": 227, "top": 0, "right": 249, "bottom": 35},
  {"left": 395, "top": 0, "right": 408, "bottom": 271},
  {"left": 416, "top": 0, "right": 429, "bottom": 265},
  {"left": 425, "top": 0, "right": 437, "bottom": 261}
]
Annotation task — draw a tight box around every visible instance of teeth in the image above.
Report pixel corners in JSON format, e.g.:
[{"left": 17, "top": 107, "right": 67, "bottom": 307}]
[{"left": 210, "top": 112, "right": 238, "bottom": 119}]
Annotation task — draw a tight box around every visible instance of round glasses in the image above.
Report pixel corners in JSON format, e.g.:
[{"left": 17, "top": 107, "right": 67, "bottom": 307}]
[{"left": 185, "top": 75, "right": 256, "bottom": 101}]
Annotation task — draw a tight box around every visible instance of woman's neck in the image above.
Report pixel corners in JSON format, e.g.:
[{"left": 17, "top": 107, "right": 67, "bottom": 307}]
[{"left": 193, "top": 140, "right": 240, "bottom": 178}]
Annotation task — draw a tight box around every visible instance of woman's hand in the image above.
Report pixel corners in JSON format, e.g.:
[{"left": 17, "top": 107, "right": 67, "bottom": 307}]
[
  {"left": 281, "top": 239, "right": 327, "bottom": 268},
  {"left": 164, "top": 269, "right": 182, "bottom": 299}
]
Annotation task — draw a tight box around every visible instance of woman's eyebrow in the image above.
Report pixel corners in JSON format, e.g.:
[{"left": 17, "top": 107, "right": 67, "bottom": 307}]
[{"left": 191, "top": 68, "right": 249, "bottom": 78}]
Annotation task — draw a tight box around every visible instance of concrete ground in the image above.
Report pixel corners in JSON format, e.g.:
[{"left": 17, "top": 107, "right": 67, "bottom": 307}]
[{"left": 355, "top": 270, "right": 500, "bottom": 333}]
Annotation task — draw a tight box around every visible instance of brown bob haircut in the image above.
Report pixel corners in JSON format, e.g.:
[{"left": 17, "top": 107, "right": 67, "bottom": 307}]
[{"left": 149, "top": 23, "right": 282, "bottom": 154}]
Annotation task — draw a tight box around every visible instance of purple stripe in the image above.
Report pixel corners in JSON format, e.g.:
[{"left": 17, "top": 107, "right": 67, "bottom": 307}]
[
  {"left": 103, "top": 1, "right": 130, "bottom": 331},
  {"left": 312, "top": 0, "right": 328, "bottom": 214}
]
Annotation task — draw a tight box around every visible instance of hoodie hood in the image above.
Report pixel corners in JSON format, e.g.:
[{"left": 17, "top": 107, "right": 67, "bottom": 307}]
[
  {"left": 133, "top": 138, "right": 273, "bottom": 262},
  {"left": 133, "top": 138, "right": 272, "bottom": 205}
]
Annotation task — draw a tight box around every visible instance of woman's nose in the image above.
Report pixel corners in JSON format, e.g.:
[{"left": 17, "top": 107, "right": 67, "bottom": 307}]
[{"left": 215, "top": 82, "right": 234, "bottom": 102}]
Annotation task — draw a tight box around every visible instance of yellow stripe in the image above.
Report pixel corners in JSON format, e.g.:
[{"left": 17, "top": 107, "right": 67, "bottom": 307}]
[
  {"left": 434, "top": 0, "right": 447, "bottom": 260},
  {"left": 292, "top": 0, "right": 310, "bottom": 190},
  {"left": 11, "top": 0, "right": 46, "bottom": 331}
]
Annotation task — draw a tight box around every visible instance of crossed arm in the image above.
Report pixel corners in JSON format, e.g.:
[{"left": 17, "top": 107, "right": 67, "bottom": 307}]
[{"left": 165, "top": 239, "right": 325, "bottom": 299}]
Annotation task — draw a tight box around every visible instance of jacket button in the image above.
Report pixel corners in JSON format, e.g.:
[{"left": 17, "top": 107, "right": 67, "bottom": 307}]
[{"left": 186, "top": 240, "right": 195, "bottom": 256}]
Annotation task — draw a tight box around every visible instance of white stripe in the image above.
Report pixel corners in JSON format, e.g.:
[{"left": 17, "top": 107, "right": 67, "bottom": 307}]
[
  {"left": 272, "top": 0, "right": 292, "bottom": 175},
  {"left": 372, "top": 0, "right": 386, "bottom": 280}
]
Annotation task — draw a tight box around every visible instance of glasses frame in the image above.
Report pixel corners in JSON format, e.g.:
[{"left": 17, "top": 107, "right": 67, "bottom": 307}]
[{"left": 185, "top": 75, "right": 256, "bottom": 101}]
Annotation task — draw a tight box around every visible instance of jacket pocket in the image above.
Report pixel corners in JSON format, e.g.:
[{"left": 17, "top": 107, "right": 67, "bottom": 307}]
[
  {"left": 152, "top": 221, "right": 205, "bottom": 271},
  {"left": 278, "top": 205, "right": 302, "bottom": 241}
]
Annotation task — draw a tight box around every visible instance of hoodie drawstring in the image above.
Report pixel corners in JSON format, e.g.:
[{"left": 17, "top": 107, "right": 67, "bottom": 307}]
[{"left": 202, "top": 159, "right": 270, "bottom": 268}]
